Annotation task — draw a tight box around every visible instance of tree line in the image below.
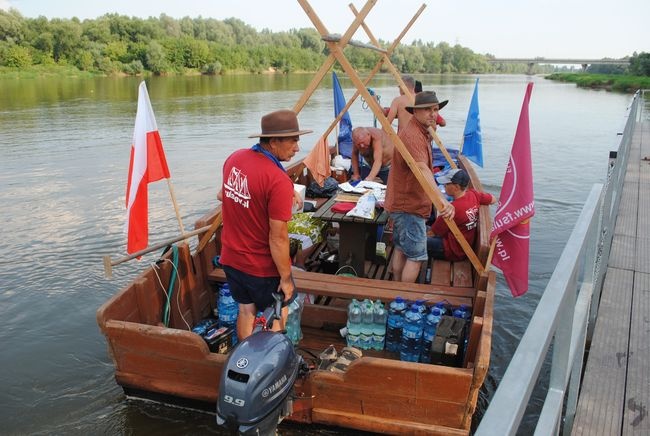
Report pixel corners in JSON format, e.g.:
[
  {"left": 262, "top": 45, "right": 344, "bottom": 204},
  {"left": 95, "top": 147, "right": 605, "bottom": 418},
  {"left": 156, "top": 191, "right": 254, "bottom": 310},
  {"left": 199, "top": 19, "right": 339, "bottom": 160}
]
[{"left": 0, "top": 9, "right": 645, "bottom": 77}]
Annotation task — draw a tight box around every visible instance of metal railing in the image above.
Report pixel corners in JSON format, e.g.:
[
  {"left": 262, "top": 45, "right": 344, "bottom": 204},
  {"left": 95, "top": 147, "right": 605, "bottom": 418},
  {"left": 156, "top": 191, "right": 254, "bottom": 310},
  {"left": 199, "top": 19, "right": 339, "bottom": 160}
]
[{"left": 475, "top": 89, "right": 643, "bottom": 436}]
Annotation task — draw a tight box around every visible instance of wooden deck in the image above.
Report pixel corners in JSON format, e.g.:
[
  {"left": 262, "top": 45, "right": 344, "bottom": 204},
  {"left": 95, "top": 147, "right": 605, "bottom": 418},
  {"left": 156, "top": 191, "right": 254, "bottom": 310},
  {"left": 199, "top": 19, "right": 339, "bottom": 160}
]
[{"left": 573, "top": 119, "right": 650, "bottom": 435}]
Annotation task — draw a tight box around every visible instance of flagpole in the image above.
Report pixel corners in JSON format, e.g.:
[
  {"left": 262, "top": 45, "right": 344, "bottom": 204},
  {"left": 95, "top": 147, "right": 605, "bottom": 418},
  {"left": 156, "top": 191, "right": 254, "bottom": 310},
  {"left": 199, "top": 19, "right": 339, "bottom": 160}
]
[
  {"left": 484, "top": 237, "right": 497, "bottom": 273},
  {"left": 166, "top": 179, "right": 186, "bottom": 236}
]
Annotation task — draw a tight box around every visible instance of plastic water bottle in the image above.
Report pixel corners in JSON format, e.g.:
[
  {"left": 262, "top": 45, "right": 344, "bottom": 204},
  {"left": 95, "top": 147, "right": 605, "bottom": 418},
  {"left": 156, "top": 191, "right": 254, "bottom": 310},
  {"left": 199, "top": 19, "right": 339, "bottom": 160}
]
[
  {"left": 421, "top": 308, "right": 442, "bottom": 363},
  {"left": 400, "top": 306, "right": 424, "bottom": 362},
  {"left": 453, "top": 304, "right": 470, "bottom": 320},
  {"left": 434, "top": 301, "right": 448, "bottom": 317},
  {"left": 372, "top": 300, "right": 387, "bottom": 350},
  {"left": 285, "top": 293, "right": 304, "bottom": 345},
  {"left": 218, "top": 284, "right": 239, "bottom": 345},
  {"left": 414, "top": 299, "right": 428, "bottom": 316},
  {"left": 386, "top": 297, "right": 407, "bottom": 352},
  {"left": 359, "top": 299, "right": 374, "bottom": 350},
  {"left": 346, "top": 299, "right": 362, "bottom": 348}
]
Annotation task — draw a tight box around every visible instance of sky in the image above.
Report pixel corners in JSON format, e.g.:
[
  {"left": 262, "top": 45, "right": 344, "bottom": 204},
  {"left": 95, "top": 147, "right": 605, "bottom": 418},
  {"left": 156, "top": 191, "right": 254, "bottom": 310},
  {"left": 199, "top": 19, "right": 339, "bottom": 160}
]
[{"left": 2, "top": 0, "right": 648, "bottom": 59}]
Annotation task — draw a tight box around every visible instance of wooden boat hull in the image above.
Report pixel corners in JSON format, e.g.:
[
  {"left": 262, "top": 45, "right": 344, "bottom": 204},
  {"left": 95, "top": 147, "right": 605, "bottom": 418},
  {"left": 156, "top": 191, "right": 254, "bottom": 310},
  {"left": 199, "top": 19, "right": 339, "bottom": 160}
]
[{"left": 97, "top": 157, "right": 495, "bottom": 434}]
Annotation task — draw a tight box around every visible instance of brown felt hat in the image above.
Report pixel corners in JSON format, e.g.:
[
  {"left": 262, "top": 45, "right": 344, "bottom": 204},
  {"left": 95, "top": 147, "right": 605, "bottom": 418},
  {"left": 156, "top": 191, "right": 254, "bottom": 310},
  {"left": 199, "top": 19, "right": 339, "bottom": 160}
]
[
  {"left": 248, "top": 109, "right": 313, "bottom": 138},
  {"left": 406, "top": 91, "right": 448, "bottom": 114}
]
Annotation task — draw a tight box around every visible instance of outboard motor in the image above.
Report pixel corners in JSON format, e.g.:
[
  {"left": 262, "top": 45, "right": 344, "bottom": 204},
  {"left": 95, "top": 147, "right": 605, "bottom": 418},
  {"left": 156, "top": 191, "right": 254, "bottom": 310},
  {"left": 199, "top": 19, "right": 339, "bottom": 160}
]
[{"left": 216, "top": 293, "right": 306, "bottom": 435}]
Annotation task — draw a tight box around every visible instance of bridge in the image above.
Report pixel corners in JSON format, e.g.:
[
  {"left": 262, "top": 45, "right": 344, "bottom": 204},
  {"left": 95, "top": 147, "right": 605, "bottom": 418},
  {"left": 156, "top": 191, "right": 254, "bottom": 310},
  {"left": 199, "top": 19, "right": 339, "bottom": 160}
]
[{"left": 488, "top": 57, "right": 630, "bottom": 74}]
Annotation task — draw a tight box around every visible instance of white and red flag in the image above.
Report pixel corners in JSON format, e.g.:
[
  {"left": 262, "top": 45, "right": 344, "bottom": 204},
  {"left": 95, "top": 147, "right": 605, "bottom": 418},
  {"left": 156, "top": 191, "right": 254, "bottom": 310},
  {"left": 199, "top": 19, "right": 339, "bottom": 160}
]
[
  {"left": 125, "top": 81, "right": 170, "bottom": 254},
  {"left": 490, "top": 82, "right": 535, "bottom": 297}
]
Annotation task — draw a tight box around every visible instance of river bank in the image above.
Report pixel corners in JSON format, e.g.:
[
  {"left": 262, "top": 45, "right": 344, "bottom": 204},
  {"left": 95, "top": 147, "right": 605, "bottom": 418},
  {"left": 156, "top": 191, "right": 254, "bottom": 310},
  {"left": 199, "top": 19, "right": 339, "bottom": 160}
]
[{"left": 546, "top": 72, "right": 650, "bottom": 93}]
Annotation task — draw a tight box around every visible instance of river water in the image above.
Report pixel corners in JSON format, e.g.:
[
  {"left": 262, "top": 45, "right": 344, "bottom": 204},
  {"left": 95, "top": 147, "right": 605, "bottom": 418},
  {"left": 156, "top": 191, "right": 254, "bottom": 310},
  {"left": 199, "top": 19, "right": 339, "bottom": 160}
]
[{"left": 0, "top": 73, "right": 640, "bottom": 435}]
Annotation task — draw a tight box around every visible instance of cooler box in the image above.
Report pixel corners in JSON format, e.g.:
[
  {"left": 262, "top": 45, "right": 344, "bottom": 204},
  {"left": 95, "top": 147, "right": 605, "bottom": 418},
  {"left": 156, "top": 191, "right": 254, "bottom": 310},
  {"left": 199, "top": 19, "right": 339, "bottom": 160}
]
[
  {"left": 203, "top": 326, "right": 233, "bottom": 354},
  {"left": 430, "top": 315, "right": 467, "bottom": 367}
]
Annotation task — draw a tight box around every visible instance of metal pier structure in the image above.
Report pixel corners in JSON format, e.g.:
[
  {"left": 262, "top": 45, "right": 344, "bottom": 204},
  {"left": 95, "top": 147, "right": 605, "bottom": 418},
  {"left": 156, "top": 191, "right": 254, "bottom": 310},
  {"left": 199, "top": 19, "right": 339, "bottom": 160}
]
[{"left": 475, "top": 89, "right": 648, "bottom": 435}]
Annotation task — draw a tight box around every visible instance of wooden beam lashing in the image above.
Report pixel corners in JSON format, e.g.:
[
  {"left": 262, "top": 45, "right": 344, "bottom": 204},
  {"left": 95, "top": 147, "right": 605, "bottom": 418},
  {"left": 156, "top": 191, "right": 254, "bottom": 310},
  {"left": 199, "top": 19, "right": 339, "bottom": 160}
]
[
  {"left": 318, "top": 3, "right": 426, "bottom": 142},
  {"left": 293, "top": 0, "right": 377, "bottom": 115}
]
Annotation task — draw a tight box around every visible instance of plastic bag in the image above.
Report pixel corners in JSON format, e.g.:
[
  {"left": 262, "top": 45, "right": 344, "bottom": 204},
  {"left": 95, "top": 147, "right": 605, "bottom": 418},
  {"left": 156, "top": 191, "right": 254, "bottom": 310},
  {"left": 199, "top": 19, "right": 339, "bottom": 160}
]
[{"left": 346, "top": 192, "right": 376, "bottom": 220}]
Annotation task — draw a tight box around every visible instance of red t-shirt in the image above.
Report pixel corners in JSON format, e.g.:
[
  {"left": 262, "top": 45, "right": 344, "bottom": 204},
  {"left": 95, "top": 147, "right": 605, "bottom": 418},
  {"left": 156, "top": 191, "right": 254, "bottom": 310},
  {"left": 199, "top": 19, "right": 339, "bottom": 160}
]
[
  {"left": 431, "top": 189, "right": 493, "bottom": 261},
  {"left": 220, "top": 149, "right": 293, "bottom": 277}
]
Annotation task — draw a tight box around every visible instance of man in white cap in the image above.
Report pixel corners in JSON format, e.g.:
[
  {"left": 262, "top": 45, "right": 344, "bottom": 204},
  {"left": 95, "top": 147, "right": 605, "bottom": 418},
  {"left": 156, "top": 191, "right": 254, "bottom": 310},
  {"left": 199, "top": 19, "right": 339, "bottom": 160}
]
[
  {"left": 384, "top": 91, "right": 454, "bottom": 283},
  {"left": 217, "top": 109, "right": 312, "bottom": 339}
]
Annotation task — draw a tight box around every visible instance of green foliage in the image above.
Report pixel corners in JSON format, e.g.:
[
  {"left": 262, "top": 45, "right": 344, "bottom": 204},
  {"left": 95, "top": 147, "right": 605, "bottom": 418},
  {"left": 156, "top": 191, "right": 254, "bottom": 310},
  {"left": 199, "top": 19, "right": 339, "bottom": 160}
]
[
  {"left": 629, "top": 52, "right": 650, "bottom": 76},
  {"left": 546, "top": 73, "right": 650, "bottom": 93},
  {"left": 1, "top": 43, "right": 32, "bottom": 68},
  {"left": 5, "top": 11, "right": 637, "bottom": 79}
]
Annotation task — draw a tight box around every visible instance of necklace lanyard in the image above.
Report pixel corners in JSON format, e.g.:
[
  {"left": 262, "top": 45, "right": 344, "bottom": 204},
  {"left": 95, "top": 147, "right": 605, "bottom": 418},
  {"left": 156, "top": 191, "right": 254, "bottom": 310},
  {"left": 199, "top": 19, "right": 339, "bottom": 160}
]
[{"left": 251, "top": 143, "right": 284, "bottom": 171}]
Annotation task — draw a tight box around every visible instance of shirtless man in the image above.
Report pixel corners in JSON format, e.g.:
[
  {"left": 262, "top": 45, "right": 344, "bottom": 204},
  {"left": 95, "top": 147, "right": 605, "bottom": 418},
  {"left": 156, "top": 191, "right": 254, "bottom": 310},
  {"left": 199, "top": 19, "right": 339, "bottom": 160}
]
[
  {"left": 387, "top": 75, "right": 446, "bottom": 132},
  {"left": 386, "top": 74, "right": 416, "bottom": 133},
  {"left": 350, "top": 126, "right": 394, "bottom": 184}
]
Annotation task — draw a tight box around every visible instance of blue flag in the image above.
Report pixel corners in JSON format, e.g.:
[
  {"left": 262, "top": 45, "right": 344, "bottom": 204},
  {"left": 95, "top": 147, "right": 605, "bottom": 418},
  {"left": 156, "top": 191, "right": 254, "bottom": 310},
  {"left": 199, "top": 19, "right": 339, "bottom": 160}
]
[
  {"left": 462, "top": 78, "right": 483, "bottom": 167},
  {"left": 332, "top": 71, "right": 353, "bottom": 158}
]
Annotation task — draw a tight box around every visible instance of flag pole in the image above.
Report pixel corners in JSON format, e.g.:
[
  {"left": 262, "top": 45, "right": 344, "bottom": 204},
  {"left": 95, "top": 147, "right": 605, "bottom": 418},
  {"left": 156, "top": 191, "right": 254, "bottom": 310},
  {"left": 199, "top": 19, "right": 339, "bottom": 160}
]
[{"left": 166, "top": 179, "right": 186, "bottom": 235}]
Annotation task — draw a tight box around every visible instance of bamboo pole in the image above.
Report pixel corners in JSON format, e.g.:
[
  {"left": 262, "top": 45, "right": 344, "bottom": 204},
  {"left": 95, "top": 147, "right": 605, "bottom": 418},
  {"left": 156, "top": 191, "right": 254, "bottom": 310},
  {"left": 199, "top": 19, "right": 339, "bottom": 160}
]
[
  {"left": 103, "top": 225, "right": 210, "bottom": 278},
  {"left": 349, "top": 4, "right": 457, "bottom": 170},
  {"left": 300, "top": 0, "right": 484, "bottom": 274}
]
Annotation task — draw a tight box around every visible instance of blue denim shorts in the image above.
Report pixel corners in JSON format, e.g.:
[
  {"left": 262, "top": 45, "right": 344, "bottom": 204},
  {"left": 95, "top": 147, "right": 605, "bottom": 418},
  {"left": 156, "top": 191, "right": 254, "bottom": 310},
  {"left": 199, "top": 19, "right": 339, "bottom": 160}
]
[{"left": 390, "top": 212, "right": 428, "bottom": 261}]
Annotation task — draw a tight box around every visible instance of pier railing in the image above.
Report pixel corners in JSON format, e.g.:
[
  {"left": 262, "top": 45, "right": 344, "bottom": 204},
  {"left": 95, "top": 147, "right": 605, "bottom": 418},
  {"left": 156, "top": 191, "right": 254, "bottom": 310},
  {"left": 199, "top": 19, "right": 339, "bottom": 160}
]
[{"left": 475, "top": 89, "right": 643, "bottom": 436}]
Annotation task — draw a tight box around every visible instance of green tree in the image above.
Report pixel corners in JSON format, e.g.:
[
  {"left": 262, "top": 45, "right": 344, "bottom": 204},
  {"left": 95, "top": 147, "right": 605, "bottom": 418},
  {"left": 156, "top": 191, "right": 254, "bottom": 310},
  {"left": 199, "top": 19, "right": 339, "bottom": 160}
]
[{"left": 629, "top": 52, "right": 650, "bottom": 76}]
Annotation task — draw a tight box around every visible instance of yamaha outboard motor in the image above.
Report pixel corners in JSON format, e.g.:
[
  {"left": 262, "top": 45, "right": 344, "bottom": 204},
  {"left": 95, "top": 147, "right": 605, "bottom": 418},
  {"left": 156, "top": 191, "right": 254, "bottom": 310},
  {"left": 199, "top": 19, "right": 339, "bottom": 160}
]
[{"left": 216, "top": 293, "right": 306, "bottom": 435}]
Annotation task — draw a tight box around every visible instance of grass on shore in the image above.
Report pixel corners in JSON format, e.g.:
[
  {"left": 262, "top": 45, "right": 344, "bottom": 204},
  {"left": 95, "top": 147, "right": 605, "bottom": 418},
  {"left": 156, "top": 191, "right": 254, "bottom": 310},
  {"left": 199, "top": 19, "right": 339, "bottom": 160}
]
[{"left": 546, "top": 73, "right": 650, "bottom": 93}]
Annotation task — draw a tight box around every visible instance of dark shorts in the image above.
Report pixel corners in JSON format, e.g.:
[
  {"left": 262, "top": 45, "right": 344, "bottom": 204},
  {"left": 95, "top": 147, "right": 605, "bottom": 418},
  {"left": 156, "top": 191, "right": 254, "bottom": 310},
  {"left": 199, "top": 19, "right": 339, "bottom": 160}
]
[
  {"left": 223, "top": 265, "right": 279, "bottom": 310},
  {"left": 427, "top": 236, "right": 446, "bottom": 260}
]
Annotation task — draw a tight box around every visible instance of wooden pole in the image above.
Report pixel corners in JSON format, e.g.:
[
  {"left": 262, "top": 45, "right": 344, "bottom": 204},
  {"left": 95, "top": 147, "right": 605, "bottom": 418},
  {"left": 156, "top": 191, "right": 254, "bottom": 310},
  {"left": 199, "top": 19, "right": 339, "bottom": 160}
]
[
  {"left": 484, "top": 237, "right": 497, "bottom": 274},
  {"left": 349, "top": 4, "right": 457, "bottom": 170},
  {"left": 301, "top": 1, "right": 484, "bottom": 274},
  {"left": 166, "top": 178, "right": 186, "bottom": 235},
  {"left": 293, "top": 0, "right": 377, "bottom": 115},
  {"left": 319, "top": 4, "right": 426, "bottom": 143},
  {"left": 103, "top": 225, "right": 210, "bottom": 278},
  {"left": 195, "top": 212, "right": 223, "bottom": 255}
]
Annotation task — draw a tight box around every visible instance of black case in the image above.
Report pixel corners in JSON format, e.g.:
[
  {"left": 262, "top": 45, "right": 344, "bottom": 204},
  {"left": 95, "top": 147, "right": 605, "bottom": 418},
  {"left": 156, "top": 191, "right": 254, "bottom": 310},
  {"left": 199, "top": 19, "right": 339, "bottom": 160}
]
[
  {"left": 430, "top": 315, "right": 467, "bottom": 367},
  {"left": 203, "top": 326, "right": 233, "bottom": 354}
]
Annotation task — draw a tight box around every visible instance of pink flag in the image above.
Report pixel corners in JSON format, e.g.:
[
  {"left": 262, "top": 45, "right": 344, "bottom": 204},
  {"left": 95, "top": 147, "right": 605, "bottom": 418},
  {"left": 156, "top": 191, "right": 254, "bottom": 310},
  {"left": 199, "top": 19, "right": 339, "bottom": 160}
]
[
  {"left": 125, "top": 81, "right": 170, "bottom": 254},
  {"left": 303, "top": 136, "right": 331, "bottom": 186},
  {"left": 490, "top": 82, "right": 535, "bottom": 297}
]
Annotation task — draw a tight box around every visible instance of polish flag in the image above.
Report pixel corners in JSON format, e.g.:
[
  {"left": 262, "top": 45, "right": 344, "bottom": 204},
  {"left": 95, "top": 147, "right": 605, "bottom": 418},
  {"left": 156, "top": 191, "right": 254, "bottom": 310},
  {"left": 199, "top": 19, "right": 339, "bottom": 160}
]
[
  {"left": 490, "top": 83, "right": 535, "bottom": 297},
  {"left": 125, "top": 81, "right": 170, "bottom": 254}
]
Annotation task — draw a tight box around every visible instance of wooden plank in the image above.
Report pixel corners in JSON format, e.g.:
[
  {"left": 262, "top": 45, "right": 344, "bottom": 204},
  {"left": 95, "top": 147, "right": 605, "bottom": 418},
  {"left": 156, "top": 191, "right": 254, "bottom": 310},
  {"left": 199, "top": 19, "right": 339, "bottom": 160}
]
[
  {"left": 430, "top": 260, "right": 451, "bottom": 286},
  {"left": 452, "top": 260, "right": 473, "bottom": 287},
  {"left": 608, "top": 234, "right": 637, "bottom": 270},
  {"left": 614, "top": 182, "right": 639, "bottom": 237},
  {"left": 573, "top": 267, "right": 634, "bottom": 435},
  {"left": 208, "top": 267, "right": 476, "bottom": 302},
  {"left": 622, "top": 271, "right": 650, "bottom": 435}
]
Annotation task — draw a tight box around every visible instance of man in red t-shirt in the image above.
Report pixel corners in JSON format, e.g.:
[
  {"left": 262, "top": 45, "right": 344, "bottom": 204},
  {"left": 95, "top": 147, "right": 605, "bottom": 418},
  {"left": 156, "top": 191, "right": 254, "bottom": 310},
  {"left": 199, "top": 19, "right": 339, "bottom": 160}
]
[
  {"left": 428, "top": 169, "right": 496, "bottom": 261},
  {"left": 217, "top": 110, "right": 312, "bottom": 339}
]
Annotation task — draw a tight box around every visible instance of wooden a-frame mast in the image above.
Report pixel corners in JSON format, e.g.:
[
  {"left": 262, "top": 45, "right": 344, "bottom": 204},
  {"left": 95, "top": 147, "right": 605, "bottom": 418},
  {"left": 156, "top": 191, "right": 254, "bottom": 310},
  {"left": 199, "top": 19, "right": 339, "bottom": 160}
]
[{"left": 295, "top": 0, "right": 486, "bottom": 275}]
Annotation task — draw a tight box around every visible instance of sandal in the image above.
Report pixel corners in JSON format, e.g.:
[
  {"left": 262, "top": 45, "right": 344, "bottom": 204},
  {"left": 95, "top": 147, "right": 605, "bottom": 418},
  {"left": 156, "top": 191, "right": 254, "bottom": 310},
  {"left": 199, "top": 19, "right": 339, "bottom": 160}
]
[
  {"left": 317, "top": 344, "right": 338, "bottom": 371},
  {"left": 328, "top": 346, "right": 362, "bottom": 373}
]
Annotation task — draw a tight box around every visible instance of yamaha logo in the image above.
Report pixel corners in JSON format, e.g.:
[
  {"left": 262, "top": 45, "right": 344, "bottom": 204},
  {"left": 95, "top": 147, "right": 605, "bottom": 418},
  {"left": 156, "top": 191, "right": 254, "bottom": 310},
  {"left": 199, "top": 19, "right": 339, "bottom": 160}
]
[{"left": 236, "top": 357, "right": 249, "bottom": 369}]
